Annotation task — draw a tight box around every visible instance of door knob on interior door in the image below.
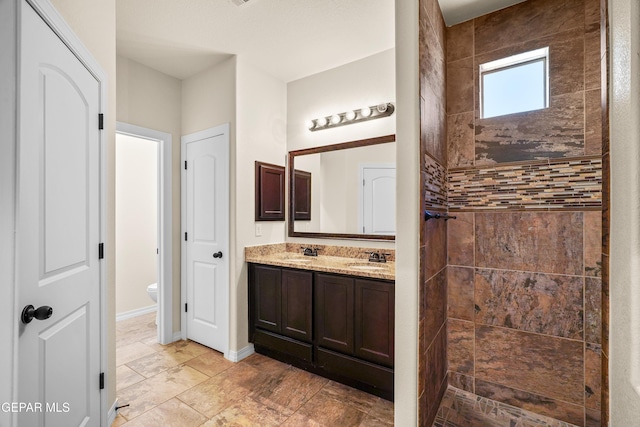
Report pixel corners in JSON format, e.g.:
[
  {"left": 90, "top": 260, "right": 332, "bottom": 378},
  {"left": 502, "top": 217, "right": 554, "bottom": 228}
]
[
  {"left": 213, "top": 251, "right": 223, "bottom": 258},
  {"left": 21, "top": 305, "right": 53, "bottom": 324}
]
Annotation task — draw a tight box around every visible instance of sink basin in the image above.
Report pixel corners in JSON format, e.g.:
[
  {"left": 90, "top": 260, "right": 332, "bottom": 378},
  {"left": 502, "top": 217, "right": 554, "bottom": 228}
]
[{"left": 348, "top": 264, "right": 386, "bottom": 271}]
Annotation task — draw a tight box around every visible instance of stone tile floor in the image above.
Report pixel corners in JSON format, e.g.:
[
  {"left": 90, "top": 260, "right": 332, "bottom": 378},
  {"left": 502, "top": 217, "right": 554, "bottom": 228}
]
[
  {"left": 433, "top": 387, "right": 580, "bottom": 427},
  {"left": 113, "top": 312, "right": 394, "bottom": 426}
]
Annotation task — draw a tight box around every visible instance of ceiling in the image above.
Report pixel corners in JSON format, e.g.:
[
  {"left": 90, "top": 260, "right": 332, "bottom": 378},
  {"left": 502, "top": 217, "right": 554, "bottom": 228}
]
[{"left": 116, "top": 0, "right": 526, "bottom": 82}]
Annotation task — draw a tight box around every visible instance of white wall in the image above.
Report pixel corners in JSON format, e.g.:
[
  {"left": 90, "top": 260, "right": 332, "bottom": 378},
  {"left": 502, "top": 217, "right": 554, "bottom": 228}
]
[
  {"left": 287, "top": 48, "right": 396, "bottom": 249},
  {"left": 394, "top": 0, "right": 420, "bottom": 425},
  {"left": 234, "top": 58, "right": 287, "bottom": 353},
  {"left": 117, "top": 55, "right": 182, "bottom": 331},
  {"left": 115, "top": 134, "right": 158, "bottom": 315},
  {"left": 610, "top": 0, "right": 640, "bottom": 423}
]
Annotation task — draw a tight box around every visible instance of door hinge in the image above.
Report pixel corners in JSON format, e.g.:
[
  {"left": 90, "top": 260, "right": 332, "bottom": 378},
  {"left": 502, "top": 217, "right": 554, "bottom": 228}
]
[
  {"left": 98, "top": 114, "right": 104, "bottom": 130},
  {"left": 184, "top": 161, "right": 187, "bottom": 170},
  {"left": 99, "top": 372, "right": 104, "bottom": 390},
  {"left": 184, "top": 232, "right": 188, "bottom": 241},
  {"left": 98, "top": 243, "right": 104, "bottom": 259},
  {"left": 185, "top": 303, "right": 188, "bottom": 312}
]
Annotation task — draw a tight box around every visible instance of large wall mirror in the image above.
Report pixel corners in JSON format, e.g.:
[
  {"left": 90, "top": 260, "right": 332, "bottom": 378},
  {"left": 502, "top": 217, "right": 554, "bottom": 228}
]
[{"left": 288, "top": 134, "right": 396, "bottom": 241}]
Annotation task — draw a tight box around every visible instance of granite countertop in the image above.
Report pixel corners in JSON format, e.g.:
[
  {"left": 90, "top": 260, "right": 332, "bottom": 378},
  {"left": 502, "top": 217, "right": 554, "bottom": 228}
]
[{"left": 245, "top": 243, "right": 395, "bottom": 281}]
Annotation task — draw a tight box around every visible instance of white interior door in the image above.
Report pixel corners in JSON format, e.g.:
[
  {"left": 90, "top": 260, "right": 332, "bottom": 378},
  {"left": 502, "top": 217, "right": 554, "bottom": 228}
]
[
  {"left": 183, "top": 126, "right": 229, "bottom": 354},
  {"left": 361, "top": 165, "right": 396, "bottom": 234},
  {"left": 16, "top": 2, "right": 101, "bottom": 426}
]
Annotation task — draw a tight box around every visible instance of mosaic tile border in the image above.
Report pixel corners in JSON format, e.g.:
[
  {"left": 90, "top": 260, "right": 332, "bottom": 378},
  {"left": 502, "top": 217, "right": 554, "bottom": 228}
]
[
  {"left": 447, "top": 157, "right": 602, "bottom": 211},
  {"left": 424, "top": 154, "right": 447, "bottom": 210}
]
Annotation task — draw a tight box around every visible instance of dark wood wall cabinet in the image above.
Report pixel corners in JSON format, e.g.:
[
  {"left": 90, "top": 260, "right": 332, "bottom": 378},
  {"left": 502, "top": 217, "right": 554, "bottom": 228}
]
[
  {"left": 248, "top": 263, "right": 394, "bottom": 400},
  {"left": 255, "top": 161, "right": 285, "bottom": 221},
  {"left": 293, "top": 170, "right": 311, "bottom": 221}
]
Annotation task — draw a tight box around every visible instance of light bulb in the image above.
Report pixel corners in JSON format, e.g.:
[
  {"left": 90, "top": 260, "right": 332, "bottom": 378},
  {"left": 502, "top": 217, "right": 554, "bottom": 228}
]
[
  {"left": 307, "top": 120, "right": 315, "bottom": 130},
  {"left": 331, "top": 114, "right": 342, "bottom": 125},
  {"left": 360, "top": 106, "right": 372, "bottom": 118},
  {"left": 345, "top": 110, "right": 356, "bottom": 121},
  {"left": 317, "top": 117, "right": 328, "bottom": 127},
  {"left": 377, "top": 103, "right": 388, "bottom": 113}
]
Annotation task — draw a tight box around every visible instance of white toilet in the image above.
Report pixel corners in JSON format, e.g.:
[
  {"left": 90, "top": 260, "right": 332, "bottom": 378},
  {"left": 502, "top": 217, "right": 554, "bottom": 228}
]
[{"left": 147, "top": 283, "right": 158, "bottom": 324}]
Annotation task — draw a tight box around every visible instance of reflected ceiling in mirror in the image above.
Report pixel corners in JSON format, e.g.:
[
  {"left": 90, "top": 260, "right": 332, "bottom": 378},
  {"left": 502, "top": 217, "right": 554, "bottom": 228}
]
[{"left": 288, "top": 134, "right": 396, "bottom": 241}]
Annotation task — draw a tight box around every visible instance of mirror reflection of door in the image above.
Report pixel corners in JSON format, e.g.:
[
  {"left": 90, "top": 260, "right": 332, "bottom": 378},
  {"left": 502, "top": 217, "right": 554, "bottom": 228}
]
[{"left": 360, "top": 164, "right": 396, "bottom": 234}]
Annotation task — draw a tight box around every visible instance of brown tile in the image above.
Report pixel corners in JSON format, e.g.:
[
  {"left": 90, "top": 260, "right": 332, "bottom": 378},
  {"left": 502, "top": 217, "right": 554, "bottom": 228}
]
[
  {"left": 425, "top": 0, "right": 445, "bottom": 53},
  {"left": 585, "top": 89, "right": 603, "bottom": 156},
  {"left": 447, "top": 212, "right": 474, "bottom": 267},
  {"left": 249, "top": 366, "right": 328, "bottom": 416},
  {"left": 116, "top": 342, "right": 156, "bottom": 367},
  {"left": 425, "top": 217, "right": 447, "bottom": 280},
  {"left": 586, "top": 407, "right": 602, "bottom": 427},
  {"left": 602, "top": 153, "right": 610, "bottom": 254},
  {"left": 584, "top": 210, "right": 602, "bottom": 277},
  {"left": 601, "top": 254, "right": 609, "bottom": 355},
  {"left": 585, "top": 278, "right": 602, "bottom": 344},
  {"left": 448, "top": 320, "right": 474, "bottom": 375},
  {"left": 447, "top": 112, "right": 475, "bottom": 168},
  {"left": 475, "top": 325, "right": 584, "bottom": 405},
  {"left": 475, "top": 269, "right": 584, "bottom": 339},
  {"left": 425, "top": 326, "right": 447, "bottom": 416},
  {"left": 126, "top": 340, "right": 211, "bottom": 378},
  {"left": 421, "top": 88, "right": 446, "bottom": 163},
  {"left": 474, "top": 379, "right": 585, "bottom": 426},
  {"left": 585, "top": 343, "right": 602, "bottom": 411},
  {"left": 475, "top": 91, "right": 585, "bottom": 165},
  {"left": 474, "top": 0, "right": 584, "bottom": 56},
  {"left": 585, "top": 0, "right": 601, "bottom": 25},
  {"left": 448, "top": 266, "right": 474, "bottom": 321},
  {"left": 448, "top": 372, "right": 474, "bottom": 393},
  {"left": 176, "top": 368, "right": 252, "bottom": 418},
  {"left": 447, "top": 57, "right": 474, "bottom": 115},
  {"left": 202, "top": 395, "right": 289, "bottom": 427},
  {"left": 116, "top": 365, "right": 145, "bottom": 392},
  {"left": 424, "top": 269, "right": 446, "bottom": 347},
  {"left": 475, "top": 212, "right": 584, "bottom": 275},
  {"left": 321, "top": 381, "right": 379, "bottom": 414},
  {"left": 447, "top": 20, "right": 474, "bottom": 63},
  {"left": 117, "top": 365, "right": 209, "bottom": 420},
  {"left": 602, "top": 352, "right": 609, "bottom": 426},
  {"left": 293, "top": 390, "right": 367, "bottom": 426},
  {"left": 585, "top": 23, "right": 602, "bottom": 90},
  {"left": 184, "top": 349, "right": 234, "bottom": 377},
  {"left": 366, "top": 397, "right": 394, "bottom": 425},
  {"left": 420, "top": 10, "right": 445, "bottom": 101},
  {"left": 122, "top": 398, "right": 207, "bottom": 427}
]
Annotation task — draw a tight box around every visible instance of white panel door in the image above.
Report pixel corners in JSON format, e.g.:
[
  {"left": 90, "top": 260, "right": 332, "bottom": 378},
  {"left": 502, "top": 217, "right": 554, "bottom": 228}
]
[
  {"left": 17, "top": 2, "right": 101, "bottom": 427},
  {"left": 362, "top": 166, "right": 396, "bottom": 234},
  {"left": 184, "top": 127, "right": 229, "bottom": 354}
]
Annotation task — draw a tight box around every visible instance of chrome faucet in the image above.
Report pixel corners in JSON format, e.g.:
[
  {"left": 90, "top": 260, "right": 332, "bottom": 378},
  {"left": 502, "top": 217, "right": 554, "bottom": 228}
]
[
  {"left": 367, "top": 252, "right": 391, "bottom": 263},
  {"left": 301, "top": 246, "right": 321, "bottom": 257}
]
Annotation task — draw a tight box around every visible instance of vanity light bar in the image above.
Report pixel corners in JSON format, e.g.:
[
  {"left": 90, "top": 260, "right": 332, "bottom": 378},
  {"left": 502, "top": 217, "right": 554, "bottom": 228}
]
[{"left": 307, "top": 102, "right": 395, "bottom": 132}]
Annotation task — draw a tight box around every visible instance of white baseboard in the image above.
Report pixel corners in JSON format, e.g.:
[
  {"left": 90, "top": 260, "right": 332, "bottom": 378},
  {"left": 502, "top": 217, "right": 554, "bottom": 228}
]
[
  {"left": 107, "top": 399, "right": 118, "bottom": 426},
  {"left": 226, "top": 344, "right": 254, "bottom": 362},
  {"left": 115, "top": 305, "right": 156, "bottom": 322},
  {"left": 172, "top": 331, "right": 183, "bottom": 342}
]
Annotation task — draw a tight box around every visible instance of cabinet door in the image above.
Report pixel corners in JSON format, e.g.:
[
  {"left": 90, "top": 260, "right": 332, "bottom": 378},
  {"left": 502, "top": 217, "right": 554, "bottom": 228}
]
[
  {"left": 315, "top": 273, "right": 354, "bottom": 355},
  {"left": 253, "top": 265, "right": 282, "bottom": 333},
  {"left": 354, "top": 279, "right": 394, "bottom": 368},
  {"left": 281, "top": 269, "right": 313, "bottom": 343}
]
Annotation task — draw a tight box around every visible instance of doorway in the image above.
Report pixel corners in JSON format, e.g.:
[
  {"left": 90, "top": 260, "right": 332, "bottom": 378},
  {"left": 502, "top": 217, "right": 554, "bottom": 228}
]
[
  {"left": 359, "top": 164, "right": 396, "bottom": 234},
  {"left": 116, "top": 123, "right": 173, "bottom": 344}
]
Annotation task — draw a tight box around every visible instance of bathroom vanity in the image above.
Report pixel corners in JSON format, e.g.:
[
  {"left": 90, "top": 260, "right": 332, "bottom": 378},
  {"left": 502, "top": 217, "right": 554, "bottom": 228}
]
[{"left": 245, "top": 244, "right": 395, "bottom": 400}]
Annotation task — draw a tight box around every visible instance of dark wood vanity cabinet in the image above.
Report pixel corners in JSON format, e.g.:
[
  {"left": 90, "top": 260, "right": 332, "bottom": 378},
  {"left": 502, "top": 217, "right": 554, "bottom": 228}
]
[{"left": 249, "top": 264, "right": 394, "bottom": 400}]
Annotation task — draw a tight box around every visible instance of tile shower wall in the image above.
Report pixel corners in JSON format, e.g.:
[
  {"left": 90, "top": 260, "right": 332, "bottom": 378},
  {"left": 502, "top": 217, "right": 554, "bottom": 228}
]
[
  {"left": 445, "top": 0, "right": 607, "bottom": 426},
  {"left": 418, "top": 0, "right": 448, "bottom": 426}
]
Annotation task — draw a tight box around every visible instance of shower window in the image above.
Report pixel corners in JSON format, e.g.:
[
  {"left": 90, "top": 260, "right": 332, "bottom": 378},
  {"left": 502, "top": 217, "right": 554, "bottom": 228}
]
[{"left": 480, "top": 47, "right": 549, "bottom": 119}]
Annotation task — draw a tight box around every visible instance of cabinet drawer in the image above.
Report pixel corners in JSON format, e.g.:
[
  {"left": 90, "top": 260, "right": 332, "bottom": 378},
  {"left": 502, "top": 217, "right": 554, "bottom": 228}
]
[
  {"left": 254, "top": 329, "right": 313, "bottom": 363},
  {"left": 316, "top": 347, "right": 393, "bottom": 399}
]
